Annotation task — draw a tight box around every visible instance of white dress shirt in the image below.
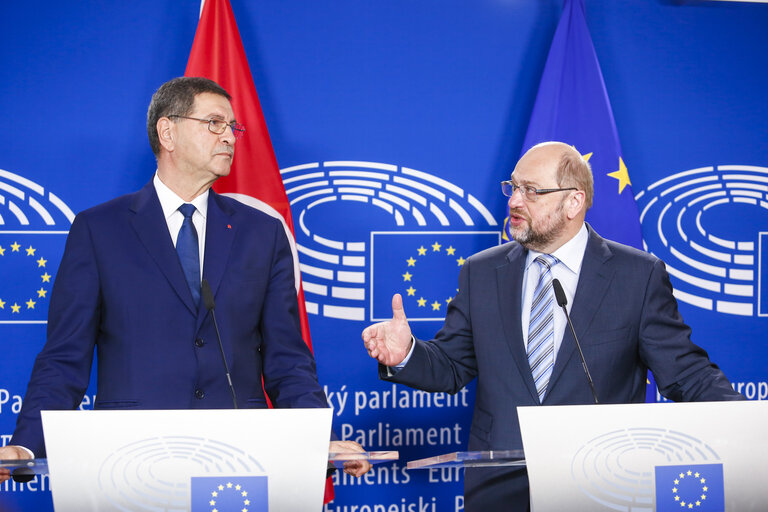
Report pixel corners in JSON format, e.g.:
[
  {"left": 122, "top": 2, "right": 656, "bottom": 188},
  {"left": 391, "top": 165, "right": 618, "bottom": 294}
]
[{"left": 153, "top": 173, "right": 209, "bottom": 277}]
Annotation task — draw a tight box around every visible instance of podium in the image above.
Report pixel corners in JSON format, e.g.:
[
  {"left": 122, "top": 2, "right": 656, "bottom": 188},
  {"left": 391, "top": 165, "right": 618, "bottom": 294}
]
[
  {"left": 407, "top": 401, "right": 767, "bottom": 511},
  {"left": 0, "top": 409, "right": 396, "bottom": 511}
]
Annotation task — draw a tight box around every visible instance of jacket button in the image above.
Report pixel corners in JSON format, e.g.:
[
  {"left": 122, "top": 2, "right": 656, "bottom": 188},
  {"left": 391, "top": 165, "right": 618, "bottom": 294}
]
[
  {"left": 195, "top": 389, "right": 205, "bottom": 399},
  {"left": 195, "top": 337, "right": 204, "bottom": 347}
]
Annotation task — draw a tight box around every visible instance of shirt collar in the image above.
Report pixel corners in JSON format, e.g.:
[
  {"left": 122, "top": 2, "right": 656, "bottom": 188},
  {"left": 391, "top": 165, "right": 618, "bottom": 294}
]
[
  {"left": 153, "top": 173, "right": 209, "bottom": 220},
  {"left": 525, "top": 223, "right": 589, "bottom": 275}
]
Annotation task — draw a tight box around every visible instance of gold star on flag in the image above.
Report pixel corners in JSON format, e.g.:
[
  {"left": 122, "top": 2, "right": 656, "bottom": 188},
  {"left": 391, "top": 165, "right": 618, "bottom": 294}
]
[
  {"left": 0, "top": 245, "right": 5, "bottom": 256},
  {"left": 446, "top": 246, "right": 456, "bottom": 255},
  {"left": 607, "top": 157, "right": 632, "bottom": 194},
  {"left": 0, "top": 298, "right": 5, "bottom": 309},
  {"left": 227, "top": 482, "right": 233, "bottom": 488},
  {"left": 406, "top": 257, "right": 416, "bottom": 267},
  {"left": 37, "top": 288, "right": 47, "bottom": 298},
  {"left": 241, "top": 491, "right": 248, "bottom": 497},
  {"left": 235, "top": 484, "right": 241, "bottom": 490},
  {"left": 26, "top": 299, "right": 36, "bottom": 309},
  {"left": 210, "top": 500, "right": 216, "bottom": 506},
  {"left": 431, "top": 301, "right": 441, "bottom": 311},
  {"left": 406, "top": 286, "right": 416, "bottom": 296},
  {"left": 218, "top": 485, "right": 224, "bottom": 490},
  {"left": 446, "top": 297, "right": 452, "bottom": 304},
  {"left": 457, "top": 256, "right": 466, "bottom": 266},
  {"left": 26, "top": 246, "right": 36, "bottom": 256},
  {"left": 402, "top": 271, "right": 412, "bottom": 281},
  {"left": 11, "top": 242, "right": 21, "bottom": 252},
  {"left": 42, "top": 272, "right": 52, "bottom": 282},
  {"left": 417, "top": 297, "right": 427, "bottom": 307},
  {"left": 417, "top": 246, "right": 427, "bottom": 256},
  {"left": 11, "top": 303, "right": 21, "bottom": 313},
  {"left": 37, "top": 257, "right": 47, "bottom": 267},
  {"left": 244, "top": 499, "right": 250, "bottom": 505},
  {"left": 211, "top": 491, "right": 218, "bottom": 497},
  {"left": 431, "top": 242, "right": 441, "bottom": 252}
]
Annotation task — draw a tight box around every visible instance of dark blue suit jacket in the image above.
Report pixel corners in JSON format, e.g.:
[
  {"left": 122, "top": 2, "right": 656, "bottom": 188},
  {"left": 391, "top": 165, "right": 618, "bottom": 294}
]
[
  {"left": 13, "top": 181, "right": 328, "bottom": 456},
  {"left": 384, "top": 225, "right": 742, "bottom": 511}
]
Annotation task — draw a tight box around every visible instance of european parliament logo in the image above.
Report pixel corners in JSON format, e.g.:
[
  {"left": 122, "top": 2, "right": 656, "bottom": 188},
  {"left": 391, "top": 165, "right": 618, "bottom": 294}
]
[
  {"left": 280, "top": 160, "right": 501, "bottom": 322},
  {"left": 571, "top": 428, "right": 724, "bottom": 511},
  {"left": 0, "top": 168, "right": 73, "bottom": 324},
  {"left": 655, "top": 464, "right": 724, "bottom": 512},
  {"left": 635, "top": 164, "right": 768, "bottom": 317},
  {"left": 190, "top": 476, "right": 268, "bottom": 512}
]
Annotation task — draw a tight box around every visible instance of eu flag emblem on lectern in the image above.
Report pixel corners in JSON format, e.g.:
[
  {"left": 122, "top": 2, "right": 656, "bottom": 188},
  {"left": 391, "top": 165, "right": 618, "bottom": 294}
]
[
  {"left": 191, "top": 476, "right": 268, "bottom": 511},
  {"left": 655, "top": 464, "right": 724, "bottom": 511}
]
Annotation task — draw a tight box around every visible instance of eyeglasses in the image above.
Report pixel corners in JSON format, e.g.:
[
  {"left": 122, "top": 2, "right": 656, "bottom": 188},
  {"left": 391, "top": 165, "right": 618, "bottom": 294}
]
[
  {"left": 167, "top": 115, "right": 246, "bottom": 139},
  {"left": 501, "top": 180, "right": 577, "bottom": 202}
]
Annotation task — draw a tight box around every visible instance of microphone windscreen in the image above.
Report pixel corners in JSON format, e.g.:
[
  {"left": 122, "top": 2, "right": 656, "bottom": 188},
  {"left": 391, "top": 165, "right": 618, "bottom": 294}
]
[
  {"left": 201, "top": 279, "right": 215, "bottom": 311},
  {"left": 552, "top": 278, "right": 568, "bottom": 307}
]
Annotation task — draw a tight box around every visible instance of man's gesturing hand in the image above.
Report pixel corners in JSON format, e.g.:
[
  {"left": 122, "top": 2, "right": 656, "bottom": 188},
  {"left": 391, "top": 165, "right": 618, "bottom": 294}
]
[{"left": 362, "top": 293, "right": 413, "bottom": 367}]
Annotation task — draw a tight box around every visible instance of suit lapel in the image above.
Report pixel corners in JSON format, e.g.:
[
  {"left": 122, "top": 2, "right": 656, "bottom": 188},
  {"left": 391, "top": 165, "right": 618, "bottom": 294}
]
[
  {"left": 497, "top": 243, "right": 541, "bottom": 403},
  {"left": 547, "top": 226, "right": 614, "bottom": 393},
  {"left": 130, "top": 180, "right": 198, "bottom": 315},
  {"left": 196, "top": 190, "right": 236, "bottom": 331}
]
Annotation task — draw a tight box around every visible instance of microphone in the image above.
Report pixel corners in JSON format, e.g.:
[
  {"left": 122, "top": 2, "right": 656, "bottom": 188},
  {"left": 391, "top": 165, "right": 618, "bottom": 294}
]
[
  {"left": 201, "top": 279, "right": 238, "bottom": 409},
  {"left": 551, "top": 279, "right": 599, "bottom": 404}
]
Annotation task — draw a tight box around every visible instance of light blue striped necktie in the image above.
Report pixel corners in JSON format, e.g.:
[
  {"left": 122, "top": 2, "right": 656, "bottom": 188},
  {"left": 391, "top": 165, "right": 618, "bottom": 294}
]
[{"left": 527, "top": 254, "right": 558, "bottom": 402}]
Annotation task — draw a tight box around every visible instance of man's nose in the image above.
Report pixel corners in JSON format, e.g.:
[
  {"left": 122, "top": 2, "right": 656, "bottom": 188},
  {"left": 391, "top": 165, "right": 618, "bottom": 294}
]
[{"left": 507, "top": 187, "right": 525, "bottom": 208}]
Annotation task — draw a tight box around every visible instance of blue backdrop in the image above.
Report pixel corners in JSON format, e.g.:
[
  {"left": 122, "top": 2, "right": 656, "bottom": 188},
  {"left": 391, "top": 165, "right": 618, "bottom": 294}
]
[{"left": 1, "top": 1, "right": 766, "bottom": 511}]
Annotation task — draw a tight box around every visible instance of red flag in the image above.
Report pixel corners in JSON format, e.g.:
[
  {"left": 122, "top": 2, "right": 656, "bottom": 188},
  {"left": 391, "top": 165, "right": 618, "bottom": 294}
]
[
  {"left": 184, "top": 0, "right": 334, "bottom": 502},
  {"left": 184, "top": 0, "right": 314, "bottom": 350}
]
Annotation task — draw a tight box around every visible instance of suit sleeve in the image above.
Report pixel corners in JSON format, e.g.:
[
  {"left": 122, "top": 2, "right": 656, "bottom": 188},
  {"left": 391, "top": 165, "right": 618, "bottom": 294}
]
[
  {"left": 11, "top": 214, "right": 101, "bottom": 456},
  {"left": 381, "top": 256, "right": 479, "bottom": 394},
  {"left": 638, "top": 259, "right": 743, "bottom": 402},
  {"left": 259, "top": 220, "right": 328, "bottom": 409}
]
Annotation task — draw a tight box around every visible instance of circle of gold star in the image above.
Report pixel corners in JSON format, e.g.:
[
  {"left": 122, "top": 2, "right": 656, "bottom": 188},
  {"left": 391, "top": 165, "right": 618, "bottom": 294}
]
[
  {"left": 671, "top": 469, "right": 708, "bottom": 509},
  {"left": 402, "top": 242, "right": 466, "bottom": 311},
  {"left": 0, "top": 241, "right": 51, "bottom": 315},
  {"left": 209, "top": 481, "right": 251, "bottom": 512}
]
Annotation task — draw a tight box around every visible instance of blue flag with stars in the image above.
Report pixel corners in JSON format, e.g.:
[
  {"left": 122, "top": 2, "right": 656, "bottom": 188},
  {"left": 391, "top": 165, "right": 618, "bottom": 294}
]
[
  {"left": 190, "top": 475, "right": 268, "bottom": 512},
  {"left": 508, "top": 0, "right": 655, "bottom": 401},
  {"left": 655, "top": 463, "right": 725, "bottom": 512}
]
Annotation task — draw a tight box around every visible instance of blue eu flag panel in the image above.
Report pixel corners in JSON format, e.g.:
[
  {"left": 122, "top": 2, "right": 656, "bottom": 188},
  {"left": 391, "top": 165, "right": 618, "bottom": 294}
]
[
  {"left": 655, "top": 464, "right": 724, "bottom": 512},
  {"left": 190, "top": 476, "right": 268, "bottom": 512},
  {"left": 370, "top": 231, "right": 500, "bottom": 321}
]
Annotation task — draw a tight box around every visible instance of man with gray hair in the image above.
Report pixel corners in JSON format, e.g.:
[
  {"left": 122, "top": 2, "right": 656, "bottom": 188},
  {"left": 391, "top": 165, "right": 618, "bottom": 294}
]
[
  {"left": 1, "top": 76, "right": 369, "bottom": 481},
  {"left": 362, "top": 141, "right": 742, "bottom": 510}
]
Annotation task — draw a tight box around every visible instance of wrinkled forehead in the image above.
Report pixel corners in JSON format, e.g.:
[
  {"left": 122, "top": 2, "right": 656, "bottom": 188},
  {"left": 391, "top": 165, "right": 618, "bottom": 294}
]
[{"left": 192, "top": 92, "right": 235, "bottom": 119}]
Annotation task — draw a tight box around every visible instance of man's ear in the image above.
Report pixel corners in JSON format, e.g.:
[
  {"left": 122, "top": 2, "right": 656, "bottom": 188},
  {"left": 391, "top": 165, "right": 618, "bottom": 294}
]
[
  {"left": 157, "top": 117, "right": 175, "bottom": 152},
  {"left": 566, "top": 190, "right": 586, "bottom": 220}
]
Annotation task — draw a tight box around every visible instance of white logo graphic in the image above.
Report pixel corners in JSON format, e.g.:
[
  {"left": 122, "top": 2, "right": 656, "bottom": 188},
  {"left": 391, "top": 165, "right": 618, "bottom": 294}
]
[
  {"left": 281, "top": 161, "right": 500, "bottom": 322},
  {"left": 98, "top": 436, "right": 265, "bottom": 510},
  {"left": 635, "top": 165, "right": 768, "bottom": 317},
  {"left": 571, "top": 428, "right": 720, "bottom": 511},
  {"left": 0, "top": 168, "right": 74, "bottom": 324}
]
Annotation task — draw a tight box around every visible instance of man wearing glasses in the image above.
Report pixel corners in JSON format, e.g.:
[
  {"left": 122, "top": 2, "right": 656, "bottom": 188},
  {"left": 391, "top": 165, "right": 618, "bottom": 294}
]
[
  {"left": 0, "top": 77, "right": 368, "bottom": 479},
  {"left": 362, "top": 141, "right": 742, "bottom": 511}
]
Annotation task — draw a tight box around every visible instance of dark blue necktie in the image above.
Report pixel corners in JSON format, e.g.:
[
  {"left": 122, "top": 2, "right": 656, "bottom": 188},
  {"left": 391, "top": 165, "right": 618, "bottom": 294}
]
[{"left": 177, "top": 203, "right": 201, "bottom": 306}]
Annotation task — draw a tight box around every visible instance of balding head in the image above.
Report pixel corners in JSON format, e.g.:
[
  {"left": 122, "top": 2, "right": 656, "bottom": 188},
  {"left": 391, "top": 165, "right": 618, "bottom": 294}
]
[{"left": 521, "top": 141, "right": 593, "bottom": 211}]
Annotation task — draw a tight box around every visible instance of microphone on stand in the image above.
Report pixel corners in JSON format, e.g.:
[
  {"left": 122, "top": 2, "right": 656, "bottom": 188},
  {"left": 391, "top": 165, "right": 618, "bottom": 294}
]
[
  {"left": 551, "top": 279, "right": 599, "bottom": 404},
  {"left": 201, "top": 279, "right": 238, "bottom": 409}
]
